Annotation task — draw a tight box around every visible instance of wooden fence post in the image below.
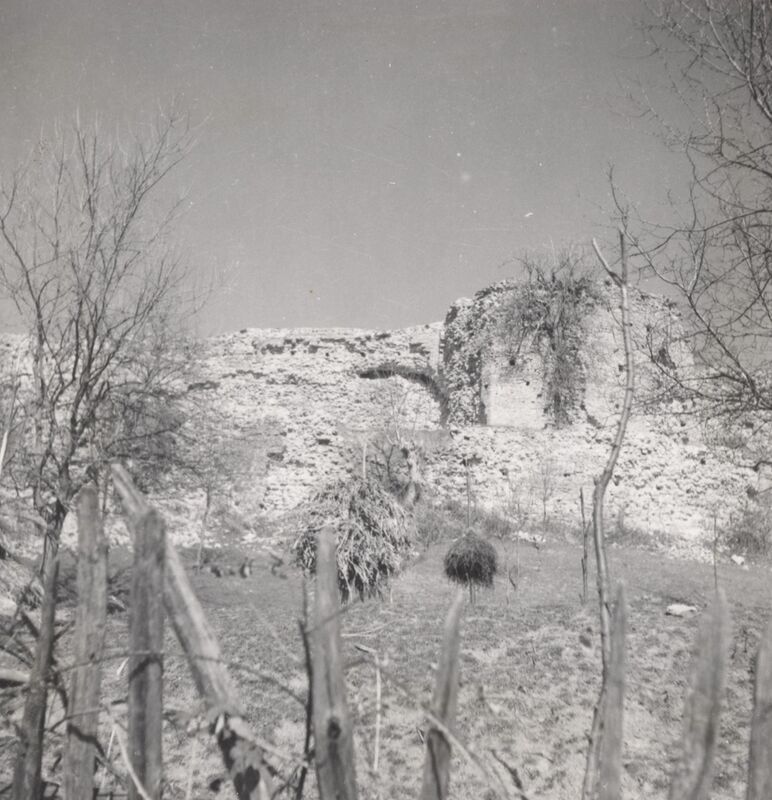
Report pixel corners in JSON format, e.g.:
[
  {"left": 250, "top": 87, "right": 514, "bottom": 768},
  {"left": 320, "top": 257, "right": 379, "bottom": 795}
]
[
  {"left": 128, "top": 508, "right": 165, "bottom": 800},
  {"left": 598, "top": 584, "right": 626, "bottom": 800},
  {"left": 12, "top": 556, "right": 59, "bottom": 800},
  {"left": 420, "top": 591, "right": 464, "bottom": 800},
  {"left": 111, "top": 464, "right": 274, "bottom": 800},
  {"left": 580, "top": 488, "right": 588, "bottom": 605},
  {"left": 65, "top": 486, "right": 108, "bottom": 800},
  {"left": 668, "top": 590, "right": 730, "bottom": 800},
  {"left": 747, "top": 616, "right": 772, "bottom": 798},
  {"left": 312, "top": 526, "right": 358, "bottom": 800}
]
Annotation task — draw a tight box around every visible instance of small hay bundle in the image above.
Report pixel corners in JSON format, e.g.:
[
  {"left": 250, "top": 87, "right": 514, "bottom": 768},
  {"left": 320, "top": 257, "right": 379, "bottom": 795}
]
[
  {"left": 444, "top": 533, "right": 498, "bottom": 604},
  {"left": 292, "top": 476, "right": 414, "bottom": 602}
]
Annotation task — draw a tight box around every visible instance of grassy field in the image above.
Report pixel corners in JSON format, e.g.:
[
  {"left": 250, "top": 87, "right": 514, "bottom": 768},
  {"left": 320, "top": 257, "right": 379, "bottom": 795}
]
[{"left": 2, "top": 529, "right": 761, "bottom": 800}]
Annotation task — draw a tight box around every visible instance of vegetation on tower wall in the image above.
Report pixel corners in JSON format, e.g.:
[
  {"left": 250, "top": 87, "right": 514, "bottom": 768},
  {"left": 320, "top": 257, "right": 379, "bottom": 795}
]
[
  {"left": 493, "top": 254, "right": 602, "bottom": 425},
  {"left": 441, "top": 252, "right": 602, "bottom": 426}
]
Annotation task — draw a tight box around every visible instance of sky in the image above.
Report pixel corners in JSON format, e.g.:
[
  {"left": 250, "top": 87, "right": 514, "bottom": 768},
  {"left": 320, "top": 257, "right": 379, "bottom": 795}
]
[{"left": 0, "top": 0, "right": 688, "bottom": 335}]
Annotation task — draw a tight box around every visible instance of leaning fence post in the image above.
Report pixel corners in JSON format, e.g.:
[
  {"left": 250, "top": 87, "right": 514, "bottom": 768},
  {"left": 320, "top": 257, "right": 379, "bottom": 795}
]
[
  {"left": 598, "top": 584, "right": 626, "bottom": 800},
  {"left": 668, "top": 590, "right": 730, "bottom": 800},
  {"left": 419, "top": 591, "right": 464, "bottom": 800},
  {"left": 65, "top": 486, "right": 109, "bottom": 800},
  {"left": 128, "top": 507, "right": 165, "bottom": 800},
  {"left": 312, "top": 526, "right": 358, "bottom": 800},
  {"left": 12, "top": 556, "right": 59, "bottom": 800},
  {"left": 111, "top": 463, "right": 274, "bottom": 800},
  {"left": 747, "top": 616, "right": 772, "bottom": 799}
]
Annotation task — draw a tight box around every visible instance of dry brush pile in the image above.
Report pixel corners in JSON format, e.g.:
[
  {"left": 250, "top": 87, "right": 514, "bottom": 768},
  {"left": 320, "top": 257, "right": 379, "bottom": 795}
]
[
  {"left": 291, "top": 475, "right": 415, "bottom": 601},
  {"left": 443, "top": 533, "right": 498, "bottom": 605}
]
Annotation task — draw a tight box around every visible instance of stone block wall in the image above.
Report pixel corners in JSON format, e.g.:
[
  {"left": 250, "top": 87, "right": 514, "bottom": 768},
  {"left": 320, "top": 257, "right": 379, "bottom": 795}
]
[
  {"left": 190, "top": 325, "right": 444, "bottom": 514},
  {"left": 419, "top": 421, "right": 755, "bottom": 547},
  {"left": 441, "top": 278, "right": 695, "bottom": 432},
  {"left": 2, "top": 278, "right": 766, "bottom": 553},
  {"left": 175, "top": 279, "right": 761, "bottom": 548}
]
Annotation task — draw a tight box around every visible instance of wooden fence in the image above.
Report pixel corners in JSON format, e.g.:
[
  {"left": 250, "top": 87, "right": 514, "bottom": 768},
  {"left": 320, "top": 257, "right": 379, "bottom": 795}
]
[
  {"left": 6, "top": 466, "right": 465, "bottom": 800},
  {"left": 6, "top": 463, "right": 772, "bottom": 799}
]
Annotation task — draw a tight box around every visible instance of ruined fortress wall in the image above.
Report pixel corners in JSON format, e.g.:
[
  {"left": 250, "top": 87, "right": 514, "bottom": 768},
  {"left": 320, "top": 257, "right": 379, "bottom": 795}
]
[
  {"left": 422, "top": 422, "right": 750, "bottom": 545},
  {"left": 441, "top": 280, "right": 696, "bottom": 433},
  {"left": 424, "top": 280, "right": 756, "bottom": 544},
  {"left": 1, "top": 282, "right": 763, "bottom": 552},
  {"left": 191, "top": 325, "right": 444, "bottom": 515},
  {"left": 181, "top": 288, "right": 759, "bottom": 547}
]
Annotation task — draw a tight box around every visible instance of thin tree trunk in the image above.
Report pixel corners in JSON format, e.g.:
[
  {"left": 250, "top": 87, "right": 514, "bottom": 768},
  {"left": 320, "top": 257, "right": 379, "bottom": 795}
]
[
  {"left": 195, "top": 485, "right": 211, "bottom": 573},
  {"left": 465, "top": 464, "right": 471, "bottom": 528},
  {"left": 401, "top": 445, "right": 421, "bottom": 509},
  {"left": 582, "top": 231, "right": 635, "bottom": 800},
  {"left": 590, "top": 230, "right": 635, "bottom": 674}
]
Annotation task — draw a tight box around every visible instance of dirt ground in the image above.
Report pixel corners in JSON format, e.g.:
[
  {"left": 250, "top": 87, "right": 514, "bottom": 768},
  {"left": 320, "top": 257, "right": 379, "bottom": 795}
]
[{"left": 1, "top": 535, "right": 769, "bottom": 799}]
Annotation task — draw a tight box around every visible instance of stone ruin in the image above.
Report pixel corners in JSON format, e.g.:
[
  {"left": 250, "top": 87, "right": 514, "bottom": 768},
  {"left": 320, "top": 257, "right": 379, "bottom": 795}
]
[
  {"left": 181, "top": 277, "right": 766, "bottom": 552},
  {"left": 1, "top": 276, "right": 768, "bottom": 553}
]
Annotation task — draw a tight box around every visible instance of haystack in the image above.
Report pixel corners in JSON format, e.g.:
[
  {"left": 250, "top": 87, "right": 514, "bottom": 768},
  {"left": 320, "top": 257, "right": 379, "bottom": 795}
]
[
  {"left": 444, "top": 532, "right": 498, "bottom": 604},
  {"left": 292, "top": 476, "right": 414, "bottom": 601}
]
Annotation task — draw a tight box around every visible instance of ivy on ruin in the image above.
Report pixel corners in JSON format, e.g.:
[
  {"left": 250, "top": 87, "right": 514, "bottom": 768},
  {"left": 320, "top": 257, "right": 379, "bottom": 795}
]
[{"left": 488, "top": 252, "right": 602, "bottom": 426}]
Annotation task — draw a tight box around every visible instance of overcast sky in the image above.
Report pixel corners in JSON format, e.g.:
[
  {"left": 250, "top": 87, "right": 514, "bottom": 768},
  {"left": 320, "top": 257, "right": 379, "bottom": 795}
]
[{"left": 0, "top": 0, "right": 687, "bottom": 335}]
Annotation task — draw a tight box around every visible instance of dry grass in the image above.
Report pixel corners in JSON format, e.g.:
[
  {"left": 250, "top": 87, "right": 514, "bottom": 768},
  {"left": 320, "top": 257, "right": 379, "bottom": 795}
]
[
  {"left": 0, "top": 533, "right": 769, "bottom": 798},
  {"left": 413, "top": 499, "right": 517, "bottom": 550},
  {"left": 444, "top": 533, "right": 498, "bottom": 592},
  {"left": 291, "top": 476, "right": 414, "bottom": 601}
]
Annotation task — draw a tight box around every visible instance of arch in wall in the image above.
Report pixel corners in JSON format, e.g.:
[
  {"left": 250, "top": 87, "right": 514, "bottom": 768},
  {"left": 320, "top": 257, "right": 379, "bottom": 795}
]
[{"left": 356, "top": 362, "right": 450, "bottom": 424}]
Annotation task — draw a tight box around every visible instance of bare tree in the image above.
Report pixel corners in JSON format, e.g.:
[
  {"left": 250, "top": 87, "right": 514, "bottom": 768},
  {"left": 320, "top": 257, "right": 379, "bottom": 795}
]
[
  {"left": 0, "top": 106, "right": 197, "bottom": 562},
  {"left": 366, "top": 377, "right": 424, "bottom": 507},
  {"left": 534, "top": 453, "right": 556, "bottom": 533},
  {"left": 582, "top": 231, "right": 635, "bottom": 800},
  {"left": 617, "top": 1, "right": 772, "bottom": 460},
  {"left": 172, "top": 407, "right": 261, "bottom": 571}
]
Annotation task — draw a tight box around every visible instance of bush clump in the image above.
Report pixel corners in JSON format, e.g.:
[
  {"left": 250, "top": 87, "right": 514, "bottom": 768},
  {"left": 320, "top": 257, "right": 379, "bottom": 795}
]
[
  {"left": 723, "top": 497, "right": 772, "bottom": 558},
  {"left": 414, "top": 499, "right": 516, "bottom": 549},
  {"left": 292, "top": 476, "right": 414, "bottom": 602},
  {"left": 443, "top": 533, "right": 498, "bottom": 604}
]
